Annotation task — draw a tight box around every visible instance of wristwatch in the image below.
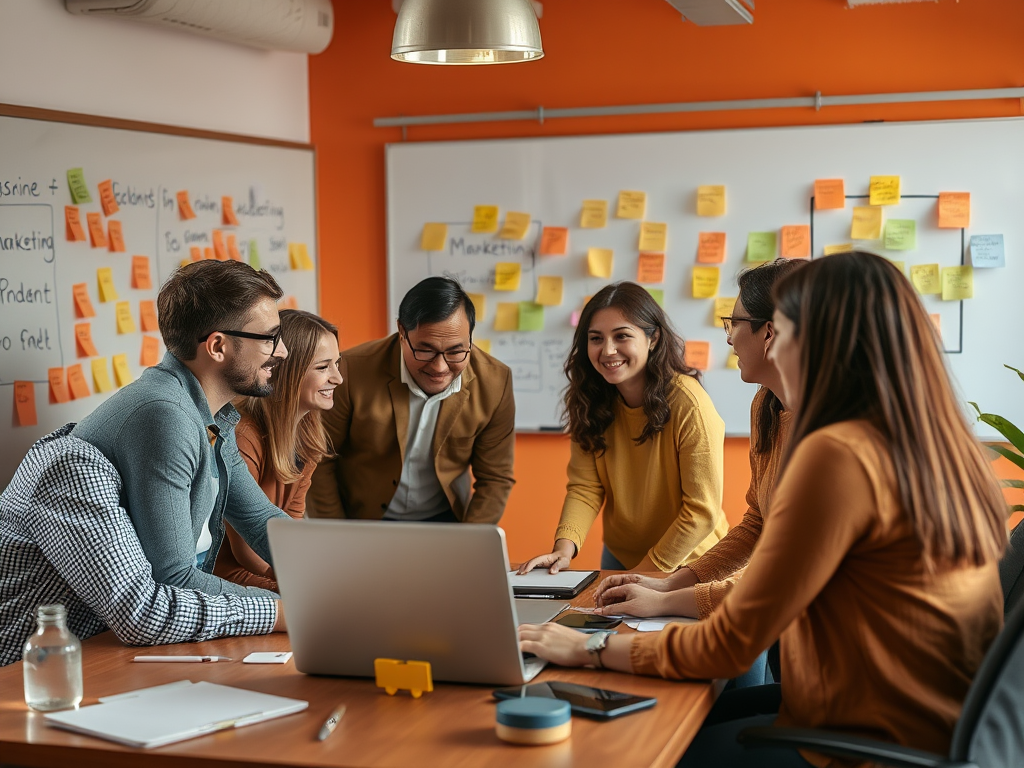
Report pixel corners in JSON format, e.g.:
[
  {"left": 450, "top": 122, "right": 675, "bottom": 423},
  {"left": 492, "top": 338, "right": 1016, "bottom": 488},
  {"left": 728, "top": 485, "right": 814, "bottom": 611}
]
[{"left": 585, "top": 630, "right": 614, "bottom": 669}]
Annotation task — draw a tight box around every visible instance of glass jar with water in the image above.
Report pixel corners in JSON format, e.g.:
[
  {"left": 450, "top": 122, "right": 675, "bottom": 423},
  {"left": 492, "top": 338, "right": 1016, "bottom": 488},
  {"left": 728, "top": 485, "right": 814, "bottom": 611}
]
[{"left": 23, "top": 604, "right": 83, "bottom": 711}]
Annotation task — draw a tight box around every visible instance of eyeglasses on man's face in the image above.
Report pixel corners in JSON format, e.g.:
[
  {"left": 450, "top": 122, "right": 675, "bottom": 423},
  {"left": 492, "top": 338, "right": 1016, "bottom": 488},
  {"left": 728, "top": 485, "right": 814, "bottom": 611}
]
[
  {"left": 401, "top": 334, "right": 472, "bottom": 364},
  {"left": 199, "top": 328, "right": 282, "bottom": 355},
  {"left": 720, "top": 316, "right": 767, "bottom": 337}
]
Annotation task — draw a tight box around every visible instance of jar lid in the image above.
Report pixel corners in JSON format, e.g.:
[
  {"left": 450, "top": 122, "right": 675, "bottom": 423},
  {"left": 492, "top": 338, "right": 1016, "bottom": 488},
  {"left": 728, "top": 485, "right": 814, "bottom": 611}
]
[{"left": 496, "top": 698, "right": 571, "bottom": 729}]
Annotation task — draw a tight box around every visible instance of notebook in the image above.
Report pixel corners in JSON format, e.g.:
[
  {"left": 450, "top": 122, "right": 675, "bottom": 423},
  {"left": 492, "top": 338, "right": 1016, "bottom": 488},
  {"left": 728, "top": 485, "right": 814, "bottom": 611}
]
[{"left": 508, "top": 569, "right": 599, "bottom": 598}]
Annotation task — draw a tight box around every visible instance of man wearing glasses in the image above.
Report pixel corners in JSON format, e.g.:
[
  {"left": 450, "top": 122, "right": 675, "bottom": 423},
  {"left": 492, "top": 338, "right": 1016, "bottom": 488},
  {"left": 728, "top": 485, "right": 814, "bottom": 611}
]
[{"left": 308, "top": 276, "right": 515, "bottom": 524}]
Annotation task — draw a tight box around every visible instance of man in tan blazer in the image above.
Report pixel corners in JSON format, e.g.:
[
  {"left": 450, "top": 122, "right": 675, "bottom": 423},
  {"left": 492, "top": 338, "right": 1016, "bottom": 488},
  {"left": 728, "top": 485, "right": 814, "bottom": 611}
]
[{"left": 308, "top": 277, "right": 515, "bottom": 524}]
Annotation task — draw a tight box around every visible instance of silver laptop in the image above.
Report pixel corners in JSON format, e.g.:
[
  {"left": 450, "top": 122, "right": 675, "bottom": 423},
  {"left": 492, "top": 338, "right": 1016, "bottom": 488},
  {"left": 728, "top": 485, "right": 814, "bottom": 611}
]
[{"left": 267, "top": 519, "right": 568, "bottom": 686}]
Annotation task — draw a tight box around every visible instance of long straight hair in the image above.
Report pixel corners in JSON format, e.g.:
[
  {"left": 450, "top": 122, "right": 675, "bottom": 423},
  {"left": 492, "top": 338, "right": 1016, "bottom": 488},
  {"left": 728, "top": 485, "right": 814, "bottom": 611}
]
[
  {"left": 238, "top": 309, "right": 338, "bottom": 484},
  {"left": 562, "top": 282, "right": 698, "bottom": 455},
  {"left": 774, "top": 251, "right": 1007, "bottom": 569}
]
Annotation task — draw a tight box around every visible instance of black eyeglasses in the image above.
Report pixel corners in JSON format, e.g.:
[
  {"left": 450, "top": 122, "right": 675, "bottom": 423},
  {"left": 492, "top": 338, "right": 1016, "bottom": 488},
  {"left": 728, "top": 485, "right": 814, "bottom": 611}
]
[
  {"left": 720, "top": 316, "right": 768, "bottom": 336},
  {"left": 401, "top": 335, "right": 471, "bottom": 364},
  {"left": 199, "top": 328, "right": 282, "bottom": 354}
]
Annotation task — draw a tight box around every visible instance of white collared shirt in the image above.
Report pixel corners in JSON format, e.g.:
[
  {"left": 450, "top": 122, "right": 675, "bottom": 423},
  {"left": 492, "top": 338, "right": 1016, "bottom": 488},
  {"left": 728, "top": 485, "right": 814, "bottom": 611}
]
[{"left": 384, "top": 356, "right": 463, "bottom": 521}]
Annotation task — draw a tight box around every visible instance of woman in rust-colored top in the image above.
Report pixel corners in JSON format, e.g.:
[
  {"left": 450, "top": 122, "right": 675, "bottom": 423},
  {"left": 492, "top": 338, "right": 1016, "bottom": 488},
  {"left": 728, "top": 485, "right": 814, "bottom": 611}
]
[{"left": 520, "top": 252, "right": 1007, "bottom": 768}]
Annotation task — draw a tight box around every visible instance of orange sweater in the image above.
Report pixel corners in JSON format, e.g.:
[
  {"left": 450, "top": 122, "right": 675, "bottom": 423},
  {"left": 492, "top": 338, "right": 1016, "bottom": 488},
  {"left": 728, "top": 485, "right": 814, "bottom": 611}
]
[{"left": 631, "top": 421, "right": 1002, "bottom": 765}]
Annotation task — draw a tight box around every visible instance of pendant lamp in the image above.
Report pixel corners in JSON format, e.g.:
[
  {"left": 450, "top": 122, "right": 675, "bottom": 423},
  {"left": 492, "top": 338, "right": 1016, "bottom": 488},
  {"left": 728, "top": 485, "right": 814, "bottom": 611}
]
[{"left": 391, "top": 0, "right": 544, "bottom": 65}]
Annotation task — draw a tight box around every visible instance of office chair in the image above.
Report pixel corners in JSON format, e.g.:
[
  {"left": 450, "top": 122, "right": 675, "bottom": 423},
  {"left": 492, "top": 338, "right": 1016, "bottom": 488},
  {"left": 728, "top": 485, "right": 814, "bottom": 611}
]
[{"left": 999, "top": 520, "right": 1024, "bottom": 615}]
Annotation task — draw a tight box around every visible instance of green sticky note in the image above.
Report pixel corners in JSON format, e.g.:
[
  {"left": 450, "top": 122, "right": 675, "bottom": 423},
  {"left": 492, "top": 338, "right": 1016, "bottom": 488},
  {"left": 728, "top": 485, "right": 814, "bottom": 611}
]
[
  {"left": 67, "top": 168, "right": 92, "bottom": 204},
  {"left": 517, "top": 302, "right": 545, "bottom": 331},
  {"left": 884, "top": 219, "right": 916, "bottom": 251},
  {"left": 645, "top": 288, "right": 665, "bottom": 307},
  {"left": 248, "top": 239, "right": 261, "bottom": 269},
  {"left": 746, "top": 232, "right": 777, "bottom": 262}
]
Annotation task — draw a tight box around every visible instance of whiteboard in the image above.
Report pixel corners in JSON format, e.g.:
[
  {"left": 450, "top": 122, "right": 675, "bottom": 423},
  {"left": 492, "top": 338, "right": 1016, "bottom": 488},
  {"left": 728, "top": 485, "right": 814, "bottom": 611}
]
[
  {"left": 0, "top": 113, "right": 317, "bottom": 485},
  {"left": 386, "top": 119, "right": 1024, "bottom": 438}
]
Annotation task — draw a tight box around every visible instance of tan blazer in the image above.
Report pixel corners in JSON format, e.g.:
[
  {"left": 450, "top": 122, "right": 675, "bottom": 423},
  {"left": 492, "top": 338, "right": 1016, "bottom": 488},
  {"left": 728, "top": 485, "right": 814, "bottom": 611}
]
[{"left": 307, "top": 334, "right": 515, "bottom": 523}]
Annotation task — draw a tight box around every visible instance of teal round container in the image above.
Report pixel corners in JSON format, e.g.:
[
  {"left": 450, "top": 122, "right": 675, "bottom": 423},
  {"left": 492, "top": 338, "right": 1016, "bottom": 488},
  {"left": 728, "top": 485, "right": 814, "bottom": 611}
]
[{"left": 495, "top": 698, "right": 572, "bottom": 745}]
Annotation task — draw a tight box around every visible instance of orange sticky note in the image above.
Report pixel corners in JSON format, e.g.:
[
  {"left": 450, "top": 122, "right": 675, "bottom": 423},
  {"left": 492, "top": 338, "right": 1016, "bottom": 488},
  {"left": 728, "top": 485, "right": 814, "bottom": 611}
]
[
  {"left": 637, "top": 252, "right": 665, "bottom": 284},
  {"left": 938, "top": 192, "right": 970, "bottom": 229},
  {"left": 97, "top": 267, "right": 118, "bottom": 302},
  {"left": 75, "top": 323, "right": 99, "bottom": 357},
  {"left": 177, "top": 190, "right": 196, "bottom": 220},
  {"left": 14, "top": 381, "right": 37, "bottom": 427},
  {"left": 107, "top": 220, "right": 125, "bottom": 252},
  {"left": 115, "top": 301, "right": 137, "bottom": 334},
  {"left": 814, "top": 179, "right": 845, "bottom": 210},
  {"left": 92, "top": 358, "right": 114, "bottom": 393},
  {"left": 204, "top": 247, "right": 215, "bottom": 261},
  {"left": 141, "top": 335, "right": 160, "bottom": 367},
  {"left": 48, "top": 367, "right": 70, "bottom": 404},
  {"left": 684, "top": 340, "right": 711, "bottom": 371},
  {"left": 780, "top": 225, "right": 811, "bottom": 259},
  {"left": 131, "top": 256, "right": 152, "bottom": 289},
  {"left": 139, "top": 300, "right": 159, "bottom": 332},
  {"left": 212, "top": 230, "right": 228, "bottom": 260},
  {"left": 697, "top": 232, "right": 726, "bottom": 264},
  {"left": 190, "top": 246, "right": 202, "bottom": 262},
  {"left": 227, "top": 235, "right": 243, "bottom": 261},
  {"left": 67, "top": 364, "right": 91, "bottom": 400},
  {"left": 97, "top": 179, "right": 119, "bottom": 216},
  {"left": 929, "top": 313, "right": 942, "bottom": 340},
  {"left": 112, "top": 354, "right": 133, "bottom": 388},
  {"left": 87, "top": 212, "right": 107, "bottom": 248},
  {"left": 222, "top": 196, "right": 239, "bottom": 226},
  {"left": 539, "top": 227, "right": 568, "bottom": 256},
  {"left": 72, "top": 283, "right": 96, "bottom": 318},
  {"left": 65, "top": 206, "right": 87, "bottom": 242},
  {"left": 279, "top": 295, "right": 299, "bottom": 310}
]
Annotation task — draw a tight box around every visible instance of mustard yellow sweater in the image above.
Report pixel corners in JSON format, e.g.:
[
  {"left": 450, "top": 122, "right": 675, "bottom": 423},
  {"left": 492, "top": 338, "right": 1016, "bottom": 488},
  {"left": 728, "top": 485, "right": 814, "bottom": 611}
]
[{"left": 554, "top": 374, "right": 729, "bottom": 571}]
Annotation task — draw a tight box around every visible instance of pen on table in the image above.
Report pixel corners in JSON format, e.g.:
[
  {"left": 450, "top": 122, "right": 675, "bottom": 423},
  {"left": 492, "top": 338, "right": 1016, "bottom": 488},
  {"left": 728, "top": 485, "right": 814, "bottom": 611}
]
[
  {"left": 318, "top": 704, "right": 347, "bottom": 741},
  {"left": 518, "top": 594, "right": 559, "bottom": 600},
  {"left": 133, "top": 655, "right": 233, "bottom": 663}
]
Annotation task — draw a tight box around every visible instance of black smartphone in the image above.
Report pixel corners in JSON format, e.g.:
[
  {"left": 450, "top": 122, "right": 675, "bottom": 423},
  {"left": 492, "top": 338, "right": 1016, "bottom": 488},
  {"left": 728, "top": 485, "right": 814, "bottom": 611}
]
[
  {"left": 493, "top": 682, "right": 656, "bottom": 719},
  {"left": 554, "top": 613, "right": 622, "bottom": 633}
]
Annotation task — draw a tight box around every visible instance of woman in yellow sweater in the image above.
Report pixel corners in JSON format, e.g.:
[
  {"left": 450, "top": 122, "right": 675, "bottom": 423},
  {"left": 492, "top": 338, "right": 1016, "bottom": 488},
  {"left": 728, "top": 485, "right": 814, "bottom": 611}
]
[
  {"left": 519, "top": 281, "right": 729, "bottom": 575},
  {"left": 520, "top": 252, "right": 1007, "bottom": 767}
]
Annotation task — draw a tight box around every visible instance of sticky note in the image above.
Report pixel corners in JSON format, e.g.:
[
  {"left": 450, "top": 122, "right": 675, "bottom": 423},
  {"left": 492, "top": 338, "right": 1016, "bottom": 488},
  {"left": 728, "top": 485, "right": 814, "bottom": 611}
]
[
  {"left": 823, "top": 243, "right": 854, "bottom": 256},
  {"left": 97, "top": 267, "right": 118, "bottom": 302},
  {"left": 498, "top": 211, "right": 531, "bottom": 240},
  {"left": 869, "top": 176, "right": 901, "bottom": 206},
  {"left": 638, "top": 222, "right": 667, "bottom": 253},
  {"left": 580, "top": 200, "right": 608, "bottom": 229},
  {"left": 204, "top": 247, "right": 215, "bottom": 261},
  {"left": 697, "top": 186, "right": 726, "bottom": 217},
  {"left": 714, "top": 297, "right": 737, "bottom": 328},
  {"left": 746, "top": 232, "right": 777, "bottom": 262},
  {"left": 139, "top": 300, "right": 159, "bottom": 332},
  {"left": 107, "top": 220, "right": 125, "bottom": 252},
  {"left": 539, "top": 227, "right": 568, "bottom": 255},
  {"left": 889, "top": 260, "right": 905, "bottom": 274},
  {"left": 814, "top": 179, "right": 845, "bottom": 210},
  {"left": 467, "top": 293, "right": 486, "bottom": 321},
  {"left": 92, "top": 358, "right": 114, "bottom": 393},
  {"left": 570, "top": 309, "right": 582, "bottom": 328},
  {"left": 97, "top": 179, "right": 119, "bottom": 216},
  {"left": 115, "top": 301, "right": 137, "bottom": 334},
  {"left": 65, "top": 206, "right": 87, "bottom": 242},
  {"left": 637, "top": 252, "right": 665, "bottom": 284},
  {"left": 910, "top": 264, "right": 941, "bottom": 295},
  {"left": 14, "top": 382, "right": 37, "bottom": 427},
  {"left": 471, "top": 205, "right": 499, "bottom": 233},
  {"left": 726, "top": 353, "right": 740, "bottom": 370},
  {"left": 851, "top": 206, "right": 883, "bottom": 240},
  {"left": 72, "top": 283, "right": 96, "bottom": 318},
  {"left": 929, "top": 313, "right": 942, "bottom": 340},
  {"left": 494, "top": 263, "right": 522, "bottom": 291},
  {"left": 177, "top": 190, "right": 196, "bottom": 220},
  {"left": 190, "top": 245, "right": 203, "bottom": 262},
  {"left": 645, "top": 288, "right": 665, "bottom": 307},
  {"left": 67, "top": 364, "right": 91, "bottom": 399},
  {"left": 697, "top": 232, "right": 726, "bottom": 264},
  {"left": 536, "top": 276, "right": 564, "bottom": 306},
  {"left": 941, "top": 266, "right": 973, "bottom": 301},
  {"left": 67, "top": 168, "right": 92, "bottom": 204},
  {"left": 938, "top": 192, "right": 970, "bottom": 229},
  {"left": 112, "top": 354, "right": 133, "bottom": 388},
  {"left": 75, "top": 323, "right": 99, "bottom": 358},
  {"left": 48, "top": 368, "right": 70, "bottom": 404},
  {"left": 287, "top": 243, "right": 300, "bottom": 269},
  {"left": 684, "top": 340, "right": 711, "bottom": 371},
  {"left": 248, "top": 240, "right": 260, "bottom": 269},
  {"left": 222, "top": 196, "right": 239, "bottom": 226},
  {"left": 495, "top": 302, "right": 519, "bottom": 331},
  {"left": 475, "top": 339, "right": 491, "bottom": 354},
  {"left": 780, "top": 225, "right": 810, "bottom": 259},
  {"left": 287, "top": 243, "right": 313, "bottom": 271},
  {"left": 518, "top": 302, "right": 545, "bottom": 331},
  {"left": 213, "top": 230, "right": 228, "bottom": 261},
  {"left": 587, "top": 248, "right": 613, "bottom": 278},
  {"left": 228, "top": 235, "right": 245, "bottom": 262},
  {"left": 87, "top": 212, "right": 107, "bottom": 248},
  {"left": 421, "top": 223, "right": 448, "bottom": 251},
  {"left": 884, "top": 220, "right": 916, "bottom": 251},
  {"left": 141, "top": 335, "right": 160, "bottom": 367},
  {"left": 970, "top": 234, "right": 1005, "bottom": 268},
  {"left": 129, "top": 256, "right": 152, "bottom": 290},
  {"left": 692, "top": 266, "right": 720, "bottom": 298},
  {"left": 617, "top": 191, "right": 646, "bottom": 220}
]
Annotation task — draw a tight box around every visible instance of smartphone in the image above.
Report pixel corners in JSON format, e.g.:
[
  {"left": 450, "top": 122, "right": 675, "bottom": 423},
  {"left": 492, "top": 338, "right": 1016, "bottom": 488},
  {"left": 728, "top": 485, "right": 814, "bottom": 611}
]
[
  {"left": 554, "top": 613, "right": 622, "bottom": 633},
  {"left": 493, "top": 681, "right": 656, "bottom": 719}
]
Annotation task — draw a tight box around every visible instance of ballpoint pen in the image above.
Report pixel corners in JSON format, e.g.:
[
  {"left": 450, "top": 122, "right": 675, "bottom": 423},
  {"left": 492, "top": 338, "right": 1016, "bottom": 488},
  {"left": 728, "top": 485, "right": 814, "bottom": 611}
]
[
  {"left": 133, "top": 655, "right": 233, "bottom": 663},
  {"left": 318, "top": 704, "right": 347, "bottom": 741},
  {"left": 517, "top": 594, "right": 559, "bottom": 600}
]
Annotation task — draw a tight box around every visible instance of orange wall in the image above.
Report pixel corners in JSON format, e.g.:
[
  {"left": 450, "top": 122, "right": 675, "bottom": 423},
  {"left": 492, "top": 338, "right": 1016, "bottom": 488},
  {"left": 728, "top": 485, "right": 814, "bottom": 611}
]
[{"left": 310, "top": 0, "right": 1024, "bottom": 565}]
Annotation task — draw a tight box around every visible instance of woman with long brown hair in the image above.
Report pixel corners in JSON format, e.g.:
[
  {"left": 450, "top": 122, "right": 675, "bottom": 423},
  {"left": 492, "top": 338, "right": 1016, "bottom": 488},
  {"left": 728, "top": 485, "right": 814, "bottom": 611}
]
[
  {"left": 520, "top": 252, "right": 1007, "bottom": 767},
  {"left": 519, "top": 281, "right": 729, "bottom": 575},
  {"left": 213, "top": 309, "right": 342, "bottom": 591}
]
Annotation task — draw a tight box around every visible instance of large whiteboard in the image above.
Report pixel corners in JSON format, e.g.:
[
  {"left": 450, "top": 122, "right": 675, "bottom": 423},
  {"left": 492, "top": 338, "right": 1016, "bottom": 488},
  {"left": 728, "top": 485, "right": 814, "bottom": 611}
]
[
  {"left": 0, "top": 113, "right": 317, "bottom": 485},
  {"left": 386, "top": 119, "right": 1024, "bottom": 438}
]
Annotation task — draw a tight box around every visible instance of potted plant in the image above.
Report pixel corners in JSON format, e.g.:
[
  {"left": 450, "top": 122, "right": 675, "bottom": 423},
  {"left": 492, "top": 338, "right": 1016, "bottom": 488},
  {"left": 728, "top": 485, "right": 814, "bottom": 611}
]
[{"left": 970, "top": 364, "right": 1024, "bottom": 518}]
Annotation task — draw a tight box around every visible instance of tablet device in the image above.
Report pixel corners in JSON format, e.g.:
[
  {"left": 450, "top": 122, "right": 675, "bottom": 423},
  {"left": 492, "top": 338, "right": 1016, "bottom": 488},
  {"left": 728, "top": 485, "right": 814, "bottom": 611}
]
[
  {"left": 492, "top": 682, "right": 656, "bottom": 719},
  {"left": 507, "top": 569, "right": 599, "bottom": 598}
]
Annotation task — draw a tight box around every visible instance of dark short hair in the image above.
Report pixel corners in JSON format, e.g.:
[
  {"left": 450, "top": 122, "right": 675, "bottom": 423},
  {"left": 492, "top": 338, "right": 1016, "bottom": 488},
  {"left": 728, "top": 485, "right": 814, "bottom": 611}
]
[
  {"left": 397, "top": 276, "right": 476, "bottom": 335},
  {"left": 157, "top": 260, "right": 284, "bottom": 360}
]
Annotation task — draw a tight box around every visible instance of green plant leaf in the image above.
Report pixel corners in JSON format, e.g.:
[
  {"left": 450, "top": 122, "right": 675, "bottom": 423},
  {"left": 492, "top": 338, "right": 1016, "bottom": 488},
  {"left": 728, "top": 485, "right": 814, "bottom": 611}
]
[
  {"left": 969, "top": 401, "right": 982, "bottom": 418},
  {"left": 1004, "top": 364, "right": 1024, "bottom": 383},
  {"left": 988, "top": 444, "right": 1024, "bottom": 473},
  {"left": 976, "top": 413, "right": 1024, "bottom": 455},
  {"left": 1003, "top": 479, "right": 1024, "bottom": 489},
  {"left": 1011, "top": 504, "right": 1024, "bottom": 514}
]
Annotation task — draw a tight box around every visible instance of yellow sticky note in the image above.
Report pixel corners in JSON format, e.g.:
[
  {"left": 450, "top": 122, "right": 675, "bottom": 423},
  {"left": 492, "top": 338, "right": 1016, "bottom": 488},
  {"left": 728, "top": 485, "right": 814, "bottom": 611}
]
[
  {"left": 421, "top": 223, "right": 448, "bottom": 251},
  {"left": 115, "top": 301, "right": 136, "bottom": 334},
  {"left": 850, "top": 206, "right": 883, "bottom": 240},
  {"left": 494, "top": 262, "right": 522, "bottom": 291},
  {"left": 889, "top": 260, "right": 905, "bottom": 273},
  {"left": 289, "top": 243, "right": 314, "bottom": 271},
  {"left": 692, "top": 266, "right": 720, "bottom": 299},
  {"left": 475, "top": 339, "right": 491, "bottom": 354},
  {"left": 536, "top": 276, "right": 564, "bottom": 306},
  {"left": 714, "top": 297, "right": 737, "bottom": 328},
  {"left": 580, "top": 200, "right": 608, "bottom": 229},
  {"left": 471, "top": 205, "right": 499, "bottom": 233},
  {"left": 498, "top": 211, "right": 531, "bottom": 240},
  {"left": 637, "top": 252, "right": 665, "bottom": 284},
  {"left": 910, "top": 263, "right": 941, "bottom": 295},
  {"left": 869, "top": 176, "right": 901, "bottom": 206},
  {"left": 697, "top": 186, "right": 726, "bottom": 217},
  {"left": 97, "top": 267, "right": 118, "bottom": 302},
  {"left": 587, "top": 248, "right": 613, "bottom": 278},
  {"left": 467, "top": 292, "right": 486, "bottom": 321},
  {"left": 617, "top": 191, "right": 646, "bottom": 219},
  {"left": 111, "top": 354, "right": 133, "bottom": 388},
  {"left": 494, "top": 302, "right": 520, "bottom": 331},
  {"left": 823, "top": 243, "right": 854, "bottom": 256},
  {"left": 638, "top": 222, "right": 667, "bottom": 252},
  {"left": 726, "top": 352, "right": 740, "bottom": 370},
  {"left": 91, "top": 357, "right": 114, "bottom": 393},
  {"left": 780, "top": 225, "right": 810, "bottom": 259},
  {"left": 941, "top": 265, "right": 973, "bottom": 301}
]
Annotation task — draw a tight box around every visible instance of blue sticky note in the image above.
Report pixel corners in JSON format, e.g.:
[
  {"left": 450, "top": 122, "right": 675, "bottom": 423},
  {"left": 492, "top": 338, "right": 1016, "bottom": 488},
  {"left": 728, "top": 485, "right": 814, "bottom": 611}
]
[{"left": 970, "top": 234, "right": 1005, "bottom": 268}]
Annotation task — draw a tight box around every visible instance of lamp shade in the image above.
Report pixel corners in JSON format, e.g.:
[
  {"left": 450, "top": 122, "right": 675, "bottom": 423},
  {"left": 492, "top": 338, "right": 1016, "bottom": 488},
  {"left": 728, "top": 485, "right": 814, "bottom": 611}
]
[{"left": 391, "top": 0, "right": 544, "bottom": 65}]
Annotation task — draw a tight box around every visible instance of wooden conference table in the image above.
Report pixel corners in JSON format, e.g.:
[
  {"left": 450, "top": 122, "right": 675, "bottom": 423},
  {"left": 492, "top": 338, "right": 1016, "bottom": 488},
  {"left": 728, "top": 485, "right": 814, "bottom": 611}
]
[{"left": 0, "top": 579, "right": 719, "bottom": 768}]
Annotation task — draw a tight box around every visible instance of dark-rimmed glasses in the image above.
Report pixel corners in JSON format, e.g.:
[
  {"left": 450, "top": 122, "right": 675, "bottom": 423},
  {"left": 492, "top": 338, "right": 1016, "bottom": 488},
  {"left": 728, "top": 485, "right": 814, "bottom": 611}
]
[
  {"left": 401, "top": 334, "right": 471, "bottom": 364},
  {"left": 720, "top": 316, "right": 767, "bottom": 336},
  {"left": 199, "top": 328, "right": 282, "bottom": 354}
]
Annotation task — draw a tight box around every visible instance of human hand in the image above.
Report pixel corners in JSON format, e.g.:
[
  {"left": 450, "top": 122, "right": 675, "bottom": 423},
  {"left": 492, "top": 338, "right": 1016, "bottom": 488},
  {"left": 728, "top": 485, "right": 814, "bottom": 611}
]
[
  {"left": 517, "top": 539, "right": 576, "bottom": 574},
  {"left": 273, "top": 602, "right": 288, "bottom": 632},
  {"left": 518, "top": 622, "right": 591, "bottom": 667},
  {"left": 592, "top": 584, "right": 669, "bottom": 618},
  {"left": 593, "top": 573, "right": 670, "bottom": 606}
]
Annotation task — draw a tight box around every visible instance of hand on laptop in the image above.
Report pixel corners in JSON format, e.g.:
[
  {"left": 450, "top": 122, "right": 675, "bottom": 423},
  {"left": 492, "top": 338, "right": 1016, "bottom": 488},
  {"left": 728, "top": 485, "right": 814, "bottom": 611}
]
[
  {"left": 517, "top": 538, "right": 576, "bottom": 574},
  {"left": 518, "top": 622, "right": 590, "bottom": 667}
]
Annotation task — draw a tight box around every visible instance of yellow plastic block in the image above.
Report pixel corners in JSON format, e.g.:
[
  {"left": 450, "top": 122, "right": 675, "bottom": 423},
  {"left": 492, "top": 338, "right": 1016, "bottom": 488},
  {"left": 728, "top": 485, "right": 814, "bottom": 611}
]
[{"left": 374, "top": 658, "right": 434, "bottom": 698}]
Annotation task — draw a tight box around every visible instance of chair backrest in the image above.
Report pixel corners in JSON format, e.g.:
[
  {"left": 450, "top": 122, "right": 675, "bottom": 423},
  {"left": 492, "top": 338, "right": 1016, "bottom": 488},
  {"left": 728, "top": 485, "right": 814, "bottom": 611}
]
[{"left": 999, "top": 520, "right": 1024, "bottom": 615}]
